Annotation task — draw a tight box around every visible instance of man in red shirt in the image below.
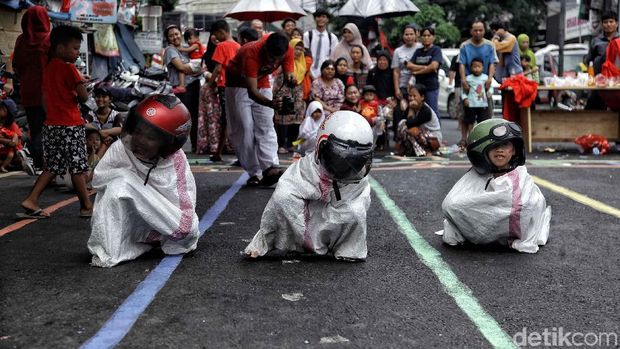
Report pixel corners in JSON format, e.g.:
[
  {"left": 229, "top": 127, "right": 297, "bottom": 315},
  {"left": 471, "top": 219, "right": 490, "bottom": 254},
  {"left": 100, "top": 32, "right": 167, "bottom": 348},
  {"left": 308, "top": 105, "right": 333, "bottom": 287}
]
[
  {"left": 207, "top": 19, "right": 240, "bottom": 162},
  {"left": 225, "top": 32, "right": 295, "bottom": 187}
]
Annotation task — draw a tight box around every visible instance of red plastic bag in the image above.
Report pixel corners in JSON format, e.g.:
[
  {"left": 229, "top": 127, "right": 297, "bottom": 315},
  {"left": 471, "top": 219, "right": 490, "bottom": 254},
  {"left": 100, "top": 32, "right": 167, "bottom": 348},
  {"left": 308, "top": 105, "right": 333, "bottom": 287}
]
[{"left": 574, "top": 134, "right": 611, "bottom": 155}]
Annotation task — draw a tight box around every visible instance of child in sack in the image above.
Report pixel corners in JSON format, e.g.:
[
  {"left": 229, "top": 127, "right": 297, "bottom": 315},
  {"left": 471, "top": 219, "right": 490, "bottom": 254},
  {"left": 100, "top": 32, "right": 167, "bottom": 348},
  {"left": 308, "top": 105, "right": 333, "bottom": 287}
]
[
  {"left": 244, "top": 111, "right": 374, "bottom": 261},
  {"left": 439, "top": 119, "right": 551, "bottom": 253},
  {"left": 87, "top": 95, "right": 200, "bottom": 267}
]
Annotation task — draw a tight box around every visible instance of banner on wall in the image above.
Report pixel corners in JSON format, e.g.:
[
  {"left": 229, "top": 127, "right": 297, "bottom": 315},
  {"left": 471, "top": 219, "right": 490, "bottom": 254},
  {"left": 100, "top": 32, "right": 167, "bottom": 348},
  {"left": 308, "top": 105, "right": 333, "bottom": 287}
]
[
  {"left": 117, "top": 0, "right": 138, "bottom": 26},
  {"left": 70, "top": 0, "right": 118, "bottom": 24}
]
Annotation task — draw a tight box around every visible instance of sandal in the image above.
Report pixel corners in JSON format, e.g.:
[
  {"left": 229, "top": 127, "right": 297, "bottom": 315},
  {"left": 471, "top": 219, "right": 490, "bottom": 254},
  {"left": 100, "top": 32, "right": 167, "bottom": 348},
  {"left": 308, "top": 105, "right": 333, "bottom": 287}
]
[
  {"left": 246, "top": 175, "right": 261, "bottom": 187},
  {"left": 259, "top": 167, "right": 283, "bottom": 187},
  {"left": 16, "top": 208, "right": 50, "bottom": 220}
]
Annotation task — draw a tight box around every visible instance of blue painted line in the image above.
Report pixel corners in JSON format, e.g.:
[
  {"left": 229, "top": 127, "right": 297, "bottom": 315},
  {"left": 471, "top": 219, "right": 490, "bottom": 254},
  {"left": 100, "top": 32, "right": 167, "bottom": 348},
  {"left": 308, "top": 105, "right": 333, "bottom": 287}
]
[{"left": 81, "top": 173, "right": 249, "bottom": 349}]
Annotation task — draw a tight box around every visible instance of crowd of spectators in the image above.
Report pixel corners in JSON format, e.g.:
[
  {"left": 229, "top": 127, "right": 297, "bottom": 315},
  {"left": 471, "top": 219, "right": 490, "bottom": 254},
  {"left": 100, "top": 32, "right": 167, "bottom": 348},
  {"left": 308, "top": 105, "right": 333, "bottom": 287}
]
[{"left": 7, "top": 6, "right": 614, "bottom": 189}]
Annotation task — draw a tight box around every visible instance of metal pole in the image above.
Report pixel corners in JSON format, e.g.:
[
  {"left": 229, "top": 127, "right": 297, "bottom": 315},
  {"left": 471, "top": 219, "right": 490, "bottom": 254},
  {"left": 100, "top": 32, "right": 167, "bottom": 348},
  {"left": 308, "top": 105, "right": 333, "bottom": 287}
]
[{"left": 559, "top": 0, "right": 566, "bottom": 76}]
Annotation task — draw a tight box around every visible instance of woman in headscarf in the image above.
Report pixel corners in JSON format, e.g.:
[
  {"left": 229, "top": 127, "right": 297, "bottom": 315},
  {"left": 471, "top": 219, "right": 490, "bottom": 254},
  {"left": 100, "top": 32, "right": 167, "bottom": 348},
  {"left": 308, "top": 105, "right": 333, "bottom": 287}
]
[
  {"left": 518, "top": 34, "right": 538, "bottom": 79},
  {"left": 366, "top": 50, "right": 395, "bottom": 104},
  {"left": 335, "top": 57, "right": 354, "bottom": 87},
  {"left": 330, "top": 23, "right": 373, "bottom": 68},
  {"left": 273, "top": 38, "right": 307, "bottom": 154},
  {"left": 13, "top": 5, "right": 51, "bottom": 170}
]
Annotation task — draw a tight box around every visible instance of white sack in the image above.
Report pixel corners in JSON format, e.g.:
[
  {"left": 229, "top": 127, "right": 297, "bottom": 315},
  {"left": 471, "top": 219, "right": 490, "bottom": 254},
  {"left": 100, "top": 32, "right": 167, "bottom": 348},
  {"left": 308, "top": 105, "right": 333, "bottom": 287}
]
[
  {"left": 244, "top": 153, "right": 371, "bottom": 260},
  {"left": 441, "top": 166, "right": 550, "bottom": 253},
  {"left": 88, "top": 139, "right": 200, "bottom": 267}
]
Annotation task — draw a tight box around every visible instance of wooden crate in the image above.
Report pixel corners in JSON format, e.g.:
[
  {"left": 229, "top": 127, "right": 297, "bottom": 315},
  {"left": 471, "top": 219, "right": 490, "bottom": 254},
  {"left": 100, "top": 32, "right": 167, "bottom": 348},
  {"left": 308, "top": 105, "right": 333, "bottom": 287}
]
[{"left": 530, "top": 110, "right": 620, "bottom": 142}]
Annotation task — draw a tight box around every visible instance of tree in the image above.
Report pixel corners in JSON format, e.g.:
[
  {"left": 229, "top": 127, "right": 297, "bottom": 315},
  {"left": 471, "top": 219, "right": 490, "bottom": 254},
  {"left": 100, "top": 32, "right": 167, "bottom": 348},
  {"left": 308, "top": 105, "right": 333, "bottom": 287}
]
[
  {"left": 440, "top": 0, "right": 547, "bottom": 42},
  {"left": 148, "top": 0, "right": 177, "bottom": 12},
  {"left": 382, "top": 0, "right": 460, "bottom": 48}
]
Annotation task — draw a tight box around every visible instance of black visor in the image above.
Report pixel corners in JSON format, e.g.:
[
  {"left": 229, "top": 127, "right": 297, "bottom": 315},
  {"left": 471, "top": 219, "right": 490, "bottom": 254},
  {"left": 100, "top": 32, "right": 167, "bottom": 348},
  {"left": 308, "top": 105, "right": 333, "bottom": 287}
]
[{"left": 319, "top": 134, "right": 373, "bottom": 182}]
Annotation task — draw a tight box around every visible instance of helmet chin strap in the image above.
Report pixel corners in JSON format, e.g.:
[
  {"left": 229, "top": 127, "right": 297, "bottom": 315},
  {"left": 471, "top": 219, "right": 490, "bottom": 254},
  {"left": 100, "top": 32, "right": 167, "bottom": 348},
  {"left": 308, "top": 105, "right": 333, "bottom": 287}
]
[
  {"left": 332, "top": 180, "right": 341, "bottom": 201},
  {"left": 137, "top": 157, "right": 159, "bottom": 185}
]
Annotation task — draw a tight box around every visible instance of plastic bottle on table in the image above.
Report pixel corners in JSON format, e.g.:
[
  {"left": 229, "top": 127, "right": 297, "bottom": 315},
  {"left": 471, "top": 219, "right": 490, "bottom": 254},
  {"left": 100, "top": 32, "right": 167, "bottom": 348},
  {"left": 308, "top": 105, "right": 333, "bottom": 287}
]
[{"left": 588, "top": 61, "right": 595, "bottom": 86}]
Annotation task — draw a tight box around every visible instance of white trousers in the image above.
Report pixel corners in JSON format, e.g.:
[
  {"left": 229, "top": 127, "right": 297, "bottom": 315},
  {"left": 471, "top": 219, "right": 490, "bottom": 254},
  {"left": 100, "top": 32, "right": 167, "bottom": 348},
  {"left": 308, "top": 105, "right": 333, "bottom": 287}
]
[{"left": 226, "top": 87, "right": 279, "bottom": 177}]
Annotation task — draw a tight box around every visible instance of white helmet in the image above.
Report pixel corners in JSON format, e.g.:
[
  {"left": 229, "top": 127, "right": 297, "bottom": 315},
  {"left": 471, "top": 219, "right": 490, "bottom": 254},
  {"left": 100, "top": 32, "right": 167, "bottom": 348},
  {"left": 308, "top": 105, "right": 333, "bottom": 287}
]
[{"left": 315, "top": 110, "right": 374, "bottom": 183}]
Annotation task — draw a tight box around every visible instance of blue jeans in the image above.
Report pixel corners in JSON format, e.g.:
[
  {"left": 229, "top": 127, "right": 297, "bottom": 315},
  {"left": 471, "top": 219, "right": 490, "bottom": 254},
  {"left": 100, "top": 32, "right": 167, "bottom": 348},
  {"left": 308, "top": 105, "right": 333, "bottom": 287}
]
[{"left": 425, "top": 88, "right": 439, "bottom": 118}]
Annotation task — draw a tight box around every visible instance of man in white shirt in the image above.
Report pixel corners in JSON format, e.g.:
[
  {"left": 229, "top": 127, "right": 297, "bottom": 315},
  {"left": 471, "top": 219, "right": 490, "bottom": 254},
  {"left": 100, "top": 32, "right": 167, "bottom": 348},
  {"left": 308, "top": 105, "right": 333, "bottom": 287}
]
[{"left": 303, "top": 8, "right": 338, "bottom": 79}]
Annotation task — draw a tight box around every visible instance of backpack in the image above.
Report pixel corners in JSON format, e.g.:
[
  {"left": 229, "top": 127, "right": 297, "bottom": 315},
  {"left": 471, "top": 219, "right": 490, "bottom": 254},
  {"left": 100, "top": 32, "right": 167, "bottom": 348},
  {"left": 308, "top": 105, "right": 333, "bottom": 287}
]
[{"left": 307, "top": 30, "right": 333, "bottom": 56}]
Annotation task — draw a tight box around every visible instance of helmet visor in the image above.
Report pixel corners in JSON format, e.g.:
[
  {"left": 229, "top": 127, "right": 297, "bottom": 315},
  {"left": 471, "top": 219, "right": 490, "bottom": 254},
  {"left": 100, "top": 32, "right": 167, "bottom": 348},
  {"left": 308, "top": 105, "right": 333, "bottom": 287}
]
[
  {"left": 319, "top": 134, "right": 373, "bottom": 182},
  {"left": 470, "top": 122, "right": 522, "bottom": 150}
]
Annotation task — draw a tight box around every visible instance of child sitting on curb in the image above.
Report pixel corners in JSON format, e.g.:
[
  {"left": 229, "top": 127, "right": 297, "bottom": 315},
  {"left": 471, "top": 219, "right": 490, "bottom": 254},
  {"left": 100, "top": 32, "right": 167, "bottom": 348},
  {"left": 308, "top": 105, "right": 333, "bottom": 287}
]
[{"left": 0, "top": 99, "right": 34, "bottom": 175}]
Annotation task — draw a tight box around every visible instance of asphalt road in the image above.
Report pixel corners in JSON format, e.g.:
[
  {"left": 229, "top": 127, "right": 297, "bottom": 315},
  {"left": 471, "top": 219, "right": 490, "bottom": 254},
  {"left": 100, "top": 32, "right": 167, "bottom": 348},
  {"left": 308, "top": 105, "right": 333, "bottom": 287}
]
[{"left": 1, "top": 129, "right": 619, "bottom": 348}]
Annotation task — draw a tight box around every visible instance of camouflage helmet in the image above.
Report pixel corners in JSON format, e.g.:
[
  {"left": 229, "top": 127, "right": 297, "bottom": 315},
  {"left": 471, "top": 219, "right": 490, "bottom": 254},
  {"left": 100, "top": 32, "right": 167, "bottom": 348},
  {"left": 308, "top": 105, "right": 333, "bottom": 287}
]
[{"left": 466, "top": 119, "right": 525, "bottom": 174}]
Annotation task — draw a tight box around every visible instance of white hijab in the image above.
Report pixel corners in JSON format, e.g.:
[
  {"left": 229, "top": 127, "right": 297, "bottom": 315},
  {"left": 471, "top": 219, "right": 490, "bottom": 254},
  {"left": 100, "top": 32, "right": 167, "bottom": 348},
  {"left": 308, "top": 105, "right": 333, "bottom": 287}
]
[{"left": 330, "top": 23, "right": 373, "bottom": 68}]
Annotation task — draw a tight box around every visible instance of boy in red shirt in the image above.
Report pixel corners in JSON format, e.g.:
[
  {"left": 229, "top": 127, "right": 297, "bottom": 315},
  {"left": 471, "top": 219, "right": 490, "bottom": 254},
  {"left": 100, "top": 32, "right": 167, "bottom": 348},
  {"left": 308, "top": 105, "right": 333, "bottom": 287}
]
[
  {"left": 19, "top": 25, "right": 93, "bottom": 219},
  {"left": 225, "top": 32, "right": 295, "bottom": 187},
  {"left": 207, "top": 19, "right": 240, "bottom": 162}
]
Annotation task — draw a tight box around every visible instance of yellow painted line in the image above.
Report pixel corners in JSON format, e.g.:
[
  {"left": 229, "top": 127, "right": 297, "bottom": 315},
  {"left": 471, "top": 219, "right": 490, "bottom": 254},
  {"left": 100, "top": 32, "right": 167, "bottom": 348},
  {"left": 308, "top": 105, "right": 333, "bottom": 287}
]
[{"left": 532, "top": 175, "right": 620, "bottom": 219}]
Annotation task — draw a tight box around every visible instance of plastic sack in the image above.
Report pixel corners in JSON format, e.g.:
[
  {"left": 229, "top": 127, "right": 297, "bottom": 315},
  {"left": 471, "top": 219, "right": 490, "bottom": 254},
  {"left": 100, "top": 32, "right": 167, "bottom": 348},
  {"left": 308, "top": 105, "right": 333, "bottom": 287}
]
[
  {"left": 244, "top": 153, "right": 371, "bottom": 260},
  {"left": 574, "top": 134, "right": 611, "bottom": 155},
  {"left": 87, "top": 139, "right": 199, "bottom": 267},
  {"left": 440, "top": 166, "right": 551, "bottom": 253}
]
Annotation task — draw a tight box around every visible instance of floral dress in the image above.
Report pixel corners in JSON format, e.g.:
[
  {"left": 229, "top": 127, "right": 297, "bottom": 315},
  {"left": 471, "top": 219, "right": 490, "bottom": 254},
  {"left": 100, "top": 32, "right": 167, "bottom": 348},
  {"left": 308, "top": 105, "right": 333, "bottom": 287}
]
[
  {"left": 196, "top": 83, "right": 221, "bottom": 155},
  {"left": 311, "top": 78, "right": 345, "bottom": 116}
]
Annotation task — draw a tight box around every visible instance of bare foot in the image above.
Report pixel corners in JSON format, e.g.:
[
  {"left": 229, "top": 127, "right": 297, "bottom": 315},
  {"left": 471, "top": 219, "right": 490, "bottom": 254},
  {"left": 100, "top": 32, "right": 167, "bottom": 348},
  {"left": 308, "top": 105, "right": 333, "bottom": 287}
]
[
  {"left": 21, "top": 199, "right": 41, "bottom": 213},
  {"left": 79, "top": 208, "right": 93, "bottom": 218}
]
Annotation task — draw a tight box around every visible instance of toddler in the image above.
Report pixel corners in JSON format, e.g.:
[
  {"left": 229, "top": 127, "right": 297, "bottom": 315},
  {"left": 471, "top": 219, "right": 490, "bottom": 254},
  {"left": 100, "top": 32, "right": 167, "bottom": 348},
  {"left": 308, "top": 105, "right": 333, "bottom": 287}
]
[
  {"left": 359, "top": 84, "right": 379, "bottom": 125},
  {"left": 0, "top": 99, "right": 34, "bottom": 175},
  {"left": 175, "top": 28, "right": 206, "bottom": 93},
  {"left": 461, "top": 58, "right": 492, "bottom": 147}
]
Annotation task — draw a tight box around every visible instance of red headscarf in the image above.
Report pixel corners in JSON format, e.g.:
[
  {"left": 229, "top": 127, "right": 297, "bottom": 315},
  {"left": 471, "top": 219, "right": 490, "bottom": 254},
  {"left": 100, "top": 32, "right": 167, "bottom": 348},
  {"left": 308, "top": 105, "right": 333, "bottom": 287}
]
[
  {"left": 13, "top": 6, "right": 51, "bottom": 107},
  {"left": 14, "top": 6, "right": 50, "bottom": 56}
]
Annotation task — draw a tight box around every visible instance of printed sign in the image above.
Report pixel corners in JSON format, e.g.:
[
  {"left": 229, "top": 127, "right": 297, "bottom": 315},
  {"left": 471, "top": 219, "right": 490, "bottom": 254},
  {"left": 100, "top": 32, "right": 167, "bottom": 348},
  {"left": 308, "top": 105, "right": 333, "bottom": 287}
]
[
  {"left": 565, "top": 7, "right": 590, "bottom": 41},
  {"left": 135, "top": 31, "right": 163, "bottom": 54},
  {"left": 70, "top": 0, "right": 118, "bottom": 24}
]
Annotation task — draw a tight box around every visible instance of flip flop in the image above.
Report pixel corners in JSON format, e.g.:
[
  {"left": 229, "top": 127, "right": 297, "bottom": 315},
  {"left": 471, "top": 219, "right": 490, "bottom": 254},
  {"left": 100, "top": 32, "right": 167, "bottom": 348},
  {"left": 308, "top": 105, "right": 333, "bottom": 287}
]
[
  {"left": 245, "top": 176, "right": 261, "bottom": 187},
  {"left": 79, "top": 211, "right": 93, "bottom": 218},
  {"left": 16, "top": 208, "right": 49, "bottom": 220},
  {"left": 259, "top": 168, "right": 283, "bottom": 187}
]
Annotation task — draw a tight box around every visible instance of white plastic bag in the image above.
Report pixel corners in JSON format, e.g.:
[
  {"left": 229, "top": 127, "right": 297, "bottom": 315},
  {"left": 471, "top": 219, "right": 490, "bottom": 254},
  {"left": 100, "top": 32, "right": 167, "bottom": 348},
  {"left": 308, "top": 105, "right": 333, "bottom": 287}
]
[
  {"left": 441, "top": 166, "right": 550, "bottom": 253},
  {"left": 244, "top": 153, "right": 371, "bottom": 260},
  {"left": 87, "top": 139, "right": 199, "bottom": 267}
]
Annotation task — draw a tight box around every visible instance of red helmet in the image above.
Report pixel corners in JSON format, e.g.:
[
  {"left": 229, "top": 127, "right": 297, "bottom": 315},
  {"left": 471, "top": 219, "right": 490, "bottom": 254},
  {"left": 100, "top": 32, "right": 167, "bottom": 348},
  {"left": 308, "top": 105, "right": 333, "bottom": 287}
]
[{"left": 124, "top": 94, "right": 191, "bottom": 158}]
